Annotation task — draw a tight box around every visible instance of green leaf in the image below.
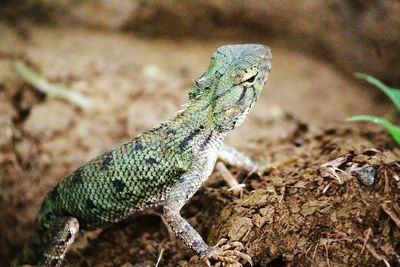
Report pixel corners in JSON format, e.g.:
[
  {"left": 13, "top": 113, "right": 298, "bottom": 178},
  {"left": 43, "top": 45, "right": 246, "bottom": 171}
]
[
  {"left": 347, "top": 115, "right": 400, "bottom": 145},
  {"left": 355, "top": 73, "right": 400, "bottom": 111}
]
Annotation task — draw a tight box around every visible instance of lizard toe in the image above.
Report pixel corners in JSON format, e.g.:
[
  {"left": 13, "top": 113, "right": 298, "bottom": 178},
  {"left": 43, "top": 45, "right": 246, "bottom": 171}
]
[{"left": 202, "top": 239, "right": 252, "bottom": 266}]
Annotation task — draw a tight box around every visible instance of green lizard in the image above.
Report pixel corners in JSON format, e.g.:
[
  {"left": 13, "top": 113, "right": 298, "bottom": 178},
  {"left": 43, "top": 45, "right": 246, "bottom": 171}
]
[{"left": 15, "top": 44, "right": 272, "bottom": 266}]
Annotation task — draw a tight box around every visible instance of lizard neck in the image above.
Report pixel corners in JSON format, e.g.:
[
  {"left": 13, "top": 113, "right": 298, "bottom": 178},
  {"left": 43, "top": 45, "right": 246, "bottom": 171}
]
[{"left": 163, "top": 97, "right": 226, "bottom": 153}]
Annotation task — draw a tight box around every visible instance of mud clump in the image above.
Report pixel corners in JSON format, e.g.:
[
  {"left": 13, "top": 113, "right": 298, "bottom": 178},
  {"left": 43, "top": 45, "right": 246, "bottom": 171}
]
[{"left": 204, "top": 128, "right": 399, "bottom": 266}]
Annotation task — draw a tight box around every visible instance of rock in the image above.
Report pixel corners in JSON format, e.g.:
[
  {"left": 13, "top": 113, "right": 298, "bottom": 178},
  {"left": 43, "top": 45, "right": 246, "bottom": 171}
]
[{"left": 352, "top": 166, "right": 376, "bottom": 186}]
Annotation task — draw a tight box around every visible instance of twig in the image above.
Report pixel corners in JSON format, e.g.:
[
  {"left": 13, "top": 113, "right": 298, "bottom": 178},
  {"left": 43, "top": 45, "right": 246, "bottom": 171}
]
[
  {"left": 361, "top": 228, "right": 371, "bottom": 254},
  {"left": 155, "top": 248, "right": 164, "bottom": 267},
  {"left": 321, "top": 156, "right": 347, "bottom": 168},
  {"left": 321, "top": 156, "right": 350, "bottom": 184},
  {"left": 13, "top": 61, "right": 93, "bottom": 110},
  {"left": 393, "top": 172, "right": 399, "bottom": 182},
  {"left": 335, "top": 167, "right": 353, "bottom": 180},
  {"left": 312, "top": 242, "right": 319, "bottom": 262},
  {"left": 357, "top": 196, "right": 371, "bottom": 207},
  {"left": 393, "top": 203, "right": 400, "bottom": 215},
  {"left": 381, "top": 203, "right": 400, "bottom": 227},
  {"left": 366, "top": 244, "right": 391, "bottom": 267},
  {"left": 322, "top": 182, "right": 331, "bottom": 194},
  {"left": 322, "top": 239, "right": 331, "bottom": 267},
  {"left": 384, "top": 169, "right": 389, "bottom": 195},
  {"left": 326, "top": 167, "right": 343, "bottom": 184},
  {"left": 305, "top": 243, "right": 314, "bottom": 259}
]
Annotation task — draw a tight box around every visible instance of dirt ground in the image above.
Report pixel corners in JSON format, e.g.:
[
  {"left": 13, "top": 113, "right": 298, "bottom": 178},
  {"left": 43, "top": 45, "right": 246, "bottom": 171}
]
[{"left": 0, "top": 24, "right": 398, "bottom": 266}]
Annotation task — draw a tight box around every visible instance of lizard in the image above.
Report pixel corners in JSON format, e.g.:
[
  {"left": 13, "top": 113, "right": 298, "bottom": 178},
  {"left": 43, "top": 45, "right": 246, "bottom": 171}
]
[{"left": 15, "top": 44, "right": 272, "bottom": 267}]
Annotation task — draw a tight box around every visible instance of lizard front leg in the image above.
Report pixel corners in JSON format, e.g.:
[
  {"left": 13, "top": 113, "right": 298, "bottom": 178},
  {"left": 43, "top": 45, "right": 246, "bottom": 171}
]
[
  {"left": 164, "top": 202, "right": 252, "bottom": 266},
  {"left": 163, "top": 173, "right": 252, "bottom": 266}
]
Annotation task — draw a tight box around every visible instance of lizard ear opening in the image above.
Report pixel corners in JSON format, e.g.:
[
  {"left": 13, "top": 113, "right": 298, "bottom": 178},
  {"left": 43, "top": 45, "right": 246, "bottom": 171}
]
[
  {"left": 189, "top": 55, "right": 222, "bottom": 101},
  {"left": 242, "top": 73, "right": 257, "bottom": 85},
  {"left": 188, "top": 86, "right": 201, "bottom": 100},
  {"left": 189, "top": 75, "right": 212, "bottom": 101},
  {"left": 189, "top": 85, "right": 210, "bottom": 101}
]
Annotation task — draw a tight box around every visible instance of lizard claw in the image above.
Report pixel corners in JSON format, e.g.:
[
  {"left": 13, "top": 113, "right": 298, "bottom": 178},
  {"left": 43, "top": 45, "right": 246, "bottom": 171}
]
[{"left": 202, "top": 239, "right": 253, "bottom": 266}]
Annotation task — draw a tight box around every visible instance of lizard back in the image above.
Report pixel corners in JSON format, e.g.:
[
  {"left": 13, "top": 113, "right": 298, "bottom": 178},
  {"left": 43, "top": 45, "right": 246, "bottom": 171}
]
[{"left": 40, "top": 125, "right": 195, "bottom": 230}]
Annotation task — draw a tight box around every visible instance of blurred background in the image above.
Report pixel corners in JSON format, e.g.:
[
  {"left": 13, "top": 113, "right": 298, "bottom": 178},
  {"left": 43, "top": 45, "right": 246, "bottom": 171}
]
[{"left": 0, "top": 0, "right": 399, "bottom": 266}]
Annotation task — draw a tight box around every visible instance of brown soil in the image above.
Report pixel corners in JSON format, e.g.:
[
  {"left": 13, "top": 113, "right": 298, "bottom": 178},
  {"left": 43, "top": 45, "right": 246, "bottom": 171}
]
[{"left": 0, "top": 24, "right": 398, "bottom": 266}]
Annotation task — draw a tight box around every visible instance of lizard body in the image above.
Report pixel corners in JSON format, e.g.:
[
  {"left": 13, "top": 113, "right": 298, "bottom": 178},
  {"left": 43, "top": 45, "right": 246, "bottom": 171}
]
[{"left": 16, "top": 44, "right": 272, "bottom": 266}]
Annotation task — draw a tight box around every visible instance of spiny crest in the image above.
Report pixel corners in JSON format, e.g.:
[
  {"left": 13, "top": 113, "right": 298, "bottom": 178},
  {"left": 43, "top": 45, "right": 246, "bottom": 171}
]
[{"left": 188, "top": 56, "right": 220, "bottom": 101}]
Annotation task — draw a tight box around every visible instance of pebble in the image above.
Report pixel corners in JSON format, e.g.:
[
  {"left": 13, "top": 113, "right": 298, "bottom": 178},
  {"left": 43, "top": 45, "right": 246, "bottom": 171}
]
[{"left": 352, "top": 166, "right": 376, "bottom": 186}]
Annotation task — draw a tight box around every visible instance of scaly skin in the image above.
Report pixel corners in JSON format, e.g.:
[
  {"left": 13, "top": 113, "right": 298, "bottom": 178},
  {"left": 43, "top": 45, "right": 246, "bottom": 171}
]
[{"left": 16, "top": 44, "right": 272, "bottom": 266}]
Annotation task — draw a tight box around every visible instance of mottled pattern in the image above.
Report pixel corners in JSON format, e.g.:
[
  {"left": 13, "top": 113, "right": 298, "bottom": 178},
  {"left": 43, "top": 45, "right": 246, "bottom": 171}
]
[
  {"left": 17, "top": 44, "right": 272, "bottom": 267},
  {"left": 45, "top": 123, "right": 199, "bottom": 229}
]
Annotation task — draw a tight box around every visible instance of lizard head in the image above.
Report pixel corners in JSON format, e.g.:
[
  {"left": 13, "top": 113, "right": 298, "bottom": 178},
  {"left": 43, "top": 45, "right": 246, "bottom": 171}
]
[{"left": 190, "top": 44, "right": 272, "bottom": 132}]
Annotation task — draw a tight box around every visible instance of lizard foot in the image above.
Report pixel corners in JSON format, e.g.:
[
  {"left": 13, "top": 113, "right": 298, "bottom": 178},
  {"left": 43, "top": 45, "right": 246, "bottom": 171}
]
[{"left": 202, "top": 238, "right": 253, "bottom": 267}]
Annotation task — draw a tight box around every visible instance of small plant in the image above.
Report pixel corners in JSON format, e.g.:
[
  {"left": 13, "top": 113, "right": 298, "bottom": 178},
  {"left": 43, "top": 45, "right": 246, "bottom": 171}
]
[{"left": 347, "top": 73, "right": 400, "bottom": 145}]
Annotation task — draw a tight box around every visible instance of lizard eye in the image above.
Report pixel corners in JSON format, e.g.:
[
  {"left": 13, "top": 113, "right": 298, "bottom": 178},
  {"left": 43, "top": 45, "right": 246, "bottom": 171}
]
[
  {"left": 241, "top": 73, "right": 258, "bottom": 86},
  {"left": 246, "top": 75, "right": 256, "bottom": 83}
]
